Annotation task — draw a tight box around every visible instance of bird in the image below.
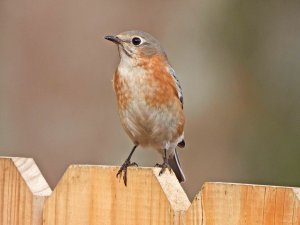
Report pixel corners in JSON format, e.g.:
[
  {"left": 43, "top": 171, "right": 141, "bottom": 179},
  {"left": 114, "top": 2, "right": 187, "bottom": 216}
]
[{"left": 105, "top": 30, "right": 186, "bottom": 186}]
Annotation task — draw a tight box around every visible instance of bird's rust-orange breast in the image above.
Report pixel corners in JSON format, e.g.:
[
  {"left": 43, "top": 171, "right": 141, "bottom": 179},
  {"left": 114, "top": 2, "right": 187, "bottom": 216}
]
[
  {"left": 138, "top": 54, "right": 180, "bottom": 108},
  {"left": 113, "top": 53, "right": 185, "bottom": 138},
  {"left": 138, "top": 54, "right": 185, "bottom": 136},
  {"left": 113, "top": 71, "right": 132, "bottom": 110}
]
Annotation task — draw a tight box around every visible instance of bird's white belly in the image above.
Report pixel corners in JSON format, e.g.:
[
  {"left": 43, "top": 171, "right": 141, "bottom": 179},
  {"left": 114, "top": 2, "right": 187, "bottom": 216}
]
[{"left": 119, "top": 99, "right": 178, "bottom": 150}]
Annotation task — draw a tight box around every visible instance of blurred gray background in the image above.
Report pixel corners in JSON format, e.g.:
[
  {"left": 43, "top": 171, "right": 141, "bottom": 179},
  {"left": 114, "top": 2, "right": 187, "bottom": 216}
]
[{"left": 0, "top": 0, "right": 299, "bottom": 199}]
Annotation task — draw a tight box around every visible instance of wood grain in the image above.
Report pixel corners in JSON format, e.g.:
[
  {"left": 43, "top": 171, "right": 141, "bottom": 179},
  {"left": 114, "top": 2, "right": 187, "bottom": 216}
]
[
  {"left": 43, "top": 165, "right": 190, "bottom": 225},
  {"left": 0, "top": 157, "right": 51, "bottom": 225},
  {"left": 185, "top": 182, "right": 300, "bottom": 225},
  {"left": 0, "top": 156, "right": 299, "bottom": 225}
]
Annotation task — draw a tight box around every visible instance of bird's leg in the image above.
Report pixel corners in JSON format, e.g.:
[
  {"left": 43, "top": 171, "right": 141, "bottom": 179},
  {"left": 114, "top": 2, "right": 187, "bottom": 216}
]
[
  {"left": 116, "top": 144, "right": 138, "bottom": 186},
  {"left": 155, "top": 149, "right": 172, "bottom": 175}
]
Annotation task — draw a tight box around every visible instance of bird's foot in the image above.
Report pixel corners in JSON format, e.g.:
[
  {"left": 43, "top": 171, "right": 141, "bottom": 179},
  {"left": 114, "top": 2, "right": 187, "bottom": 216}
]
[
  {"left": 155, "top": 161, "right": 172, "bottom": 176},
  {"left": 116, "top": 159, "right": 138, "bottom": 186}
]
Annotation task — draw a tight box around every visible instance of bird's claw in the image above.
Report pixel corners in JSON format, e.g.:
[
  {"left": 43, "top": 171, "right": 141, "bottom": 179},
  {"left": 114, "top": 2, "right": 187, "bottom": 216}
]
[
  {"left": 116, "top": 160, "right": 138, "bottom": 186},
  {"left": 155, "top": 161, "right": 172, "bottom": 175}
]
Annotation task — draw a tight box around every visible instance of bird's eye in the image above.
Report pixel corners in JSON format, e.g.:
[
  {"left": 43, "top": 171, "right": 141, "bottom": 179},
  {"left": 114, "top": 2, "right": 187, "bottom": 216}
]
[{"left": 132, "top": 37, "right": 142, "bottom": 46}]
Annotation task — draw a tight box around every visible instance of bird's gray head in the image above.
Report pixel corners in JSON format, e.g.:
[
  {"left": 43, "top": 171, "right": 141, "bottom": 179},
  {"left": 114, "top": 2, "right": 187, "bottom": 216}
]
[{"left": 105, "top": 30, "right": 166, "bottom": 60}]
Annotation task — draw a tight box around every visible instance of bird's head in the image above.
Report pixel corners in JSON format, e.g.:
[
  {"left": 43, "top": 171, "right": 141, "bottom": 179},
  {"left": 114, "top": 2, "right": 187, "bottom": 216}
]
[{"left": 105, "top": 30, "right": 166, "bottom": 63}]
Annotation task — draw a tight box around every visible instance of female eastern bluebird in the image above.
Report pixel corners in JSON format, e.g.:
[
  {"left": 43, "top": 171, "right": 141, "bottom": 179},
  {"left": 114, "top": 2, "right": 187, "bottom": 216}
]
[{"left": 105, "top": 30, "right": 186, "bottom": 186}]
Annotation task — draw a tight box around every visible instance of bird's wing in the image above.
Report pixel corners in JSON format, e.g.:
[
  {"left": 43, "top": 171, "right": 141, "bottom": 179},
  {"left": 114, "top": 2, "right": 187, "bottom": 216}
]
[
  {"left": 167, "top": 67, "right": 185, "bottom": 148},
  {"left": 168, "top": 67, "right": 183, "bottom": 109}
]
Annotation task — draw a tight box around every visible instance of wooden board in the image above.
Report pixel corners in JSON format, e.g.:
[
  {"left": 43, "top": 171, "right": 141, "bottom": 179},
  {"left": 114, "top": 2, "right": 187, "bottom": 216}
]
[
  {"left": 186, "top": 182, "right": 300, "bottom": 225},
  {"left": 0, "top": 157, "right": 51, "bottom": 225},
  {"left": 43, "top": 165, "right": 190, "bottom": 225},
  {"left": 0, "top": 156, "right": 299, "bottom": 225}
]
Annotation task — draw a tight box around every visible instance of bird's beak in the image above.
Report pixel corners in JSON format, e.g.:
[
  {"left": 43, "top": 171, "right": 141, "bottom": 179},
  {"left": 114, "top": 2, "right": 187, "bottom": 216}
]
[{"left": 104, "top": 35, "right": 122, "bottom": 44}]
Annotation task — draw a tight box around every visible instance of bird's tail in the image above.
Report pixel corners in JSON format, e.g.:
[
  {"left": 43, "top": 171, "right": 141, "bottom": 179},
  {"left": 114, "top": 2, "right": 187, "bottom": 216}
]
[{"left": 168, "top": 149, "right": 186, "bottom": 183}]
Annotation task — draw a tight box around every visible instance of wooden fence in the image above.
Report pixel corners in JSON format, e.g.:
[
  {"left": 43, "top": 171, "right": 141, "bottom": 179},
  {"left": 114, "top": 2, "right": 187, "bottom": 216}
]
[{"left": 0, "top": 157, "right": 299, "bottom": 225}]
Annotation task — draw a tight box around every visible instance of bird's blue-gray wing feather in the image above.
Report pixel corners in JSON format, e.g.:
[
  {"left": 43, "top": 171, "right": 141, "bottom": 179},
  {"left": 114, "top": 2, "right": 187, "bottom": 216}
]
[
  {"left": 168, "top": 66, "right": 185, "bottom": 148},
  {"left": 168, "top": 67, "right": 183, "bottom": 108}
]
